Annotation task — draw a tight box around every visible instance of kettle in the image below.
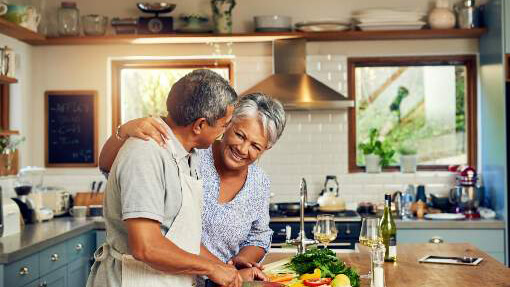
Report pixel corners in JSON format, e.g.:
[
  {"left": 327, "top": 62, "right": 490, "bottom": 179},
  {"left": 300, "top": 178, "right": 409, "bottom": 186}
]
[
  {"left": 317, "top": 175, "right": 345, "bottom": 211},
  {"left": 321, "top": 175, "right": 339, "bottom": 197}
]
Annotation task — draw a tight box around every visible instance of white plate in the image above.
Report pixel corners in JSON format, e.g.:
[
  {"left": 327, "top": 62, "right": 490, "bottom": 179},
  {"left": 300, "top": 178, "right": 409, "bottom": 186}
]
[
  {"left": 424, "top": 213, "right": 466, "bottom": 220},
  {"left": 295, "top": 20, "right": 351, "bottom": 32},
  {"left": 357, "top": 24, "right": 425, "bottom": 31}
]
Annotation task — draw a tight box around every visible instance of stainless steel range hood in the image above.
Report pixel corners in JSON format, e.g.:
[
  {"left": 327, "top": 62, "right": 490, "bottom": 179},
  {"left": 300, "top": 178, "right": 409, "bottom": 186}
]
[{"left": 242, "top": 39, "right": 354, "bottom": 110}]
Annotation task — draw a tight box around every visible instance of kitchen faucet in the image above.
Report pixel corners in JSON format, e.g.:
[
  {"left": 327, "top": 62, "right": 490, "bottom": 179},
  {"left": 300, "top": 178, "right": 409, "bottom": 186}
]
[{"left": 286, "top": 177, "right": 317, "bottom": 254}]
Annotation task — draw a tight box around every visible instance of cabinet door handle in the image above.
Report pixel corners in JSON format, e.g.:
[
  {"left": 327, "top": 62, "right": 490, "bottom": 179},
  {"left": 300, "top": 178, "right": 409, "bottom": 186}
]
[
  {"left": 75, "top": 243, "right": 83, "bottom": 251},
  {"left": 39, "top": 281, "right": 48, "bottom": 287},
  {"left": 19, "top": 267, "right": 29, "bottom": 275},
  {"left": 51, "top": 253, "right": 60, "bottom": 262},
  {"left": 429, "top": 236, "right": 444, "bottom": 244}
]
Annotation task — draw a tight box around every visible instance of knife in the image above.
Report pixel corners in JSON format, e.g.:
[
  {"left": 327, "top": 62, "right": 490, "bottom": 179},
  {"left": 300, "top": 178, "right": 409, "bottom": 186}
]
[{"left": 96, "top": 181, "right": 103, "bottom": 193}]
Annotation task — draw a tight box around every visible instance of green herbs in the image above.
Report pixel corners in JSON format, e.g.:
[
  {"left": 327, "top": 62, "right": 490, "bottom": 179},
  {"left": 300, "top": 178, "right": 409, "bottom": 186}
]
[
  {"left": 358, "top": 128, "right": 396, "bottom": 167},
  {"left": 285, "top": 248, "right": 360, "bottom": 287}
]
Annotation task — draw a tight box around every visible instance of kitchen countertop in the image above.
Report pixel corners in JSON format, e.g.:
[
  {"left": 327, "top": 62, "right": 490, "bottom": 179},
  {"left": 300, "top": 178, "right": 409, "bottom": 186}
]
[
  {"left": 264, "top": 243, "right": 510, "bottom": 287},
  {"left": 270, "top": 216, "right": 505, "bottom": 229},
  {"left": 0, "top": 217, "right": 105, "bottom": 264},
  {"left": 0, "top": 216, "right": 504, "bottom": 264}
]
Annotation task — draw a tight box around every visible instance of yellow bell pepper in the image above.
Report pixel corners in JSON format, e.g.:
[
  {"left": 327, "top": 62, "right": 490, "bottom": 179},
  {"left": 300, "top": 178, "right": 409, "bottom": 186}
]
[
  {"left": 288, "top": 281, "right": 305, "bottom": 287},
  {"left": 299, "top": 268, "right": 321, "bottom": 281}
]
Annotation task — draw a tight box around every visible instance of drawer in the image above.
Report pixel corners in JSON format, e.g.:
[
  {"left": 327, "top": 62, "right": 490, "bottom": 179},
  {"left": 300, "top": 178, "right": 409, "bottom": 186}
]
[
  {"left": 398, "top": 229, "right": 505, "bottom": 253},
  {"left": 40, "top": 265, "right": 67, "bottom": 287},
  {"left": 39, "top": 241, "right": 67, "bottom": 276},
  {"left": 66, "top": 232, "right": 95, "bottom": 263},
  {"left": 5, "top": 253, "right": 40, "bottom": 287}
]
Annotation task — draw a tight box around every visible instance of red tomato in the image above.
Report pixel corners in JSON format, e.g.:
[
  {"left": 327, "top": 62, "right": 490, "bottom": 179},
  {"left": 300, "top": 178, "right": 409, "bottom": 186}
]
[{"left": 303, "top": 278, "right": 332, "bottom": 287}]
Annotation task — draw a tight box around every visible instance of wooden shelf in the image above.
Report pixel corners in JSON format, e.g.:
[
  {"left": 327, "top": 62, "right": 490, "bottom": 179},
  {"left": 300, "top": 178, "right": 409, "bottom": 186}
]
[
  {"left": 0, "top": 74, "right": 17, "bottom": 84},
  {"left": 0, "top": 17, "right": 45, "bottom": 43},
  {"left": 0, "top": 130, "right": 19, "bottom": 136},
  {"left": 27, "top": 28, "right": 487, "bottom": 45}
]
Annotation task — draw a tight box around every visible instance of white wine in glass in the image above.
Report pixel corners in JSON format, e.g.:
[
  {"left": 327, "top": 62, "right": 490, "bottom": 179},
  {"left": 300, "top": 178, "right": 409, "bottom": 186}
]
[
  {"left": 359, "top": 217, "right": 383, "bottom": 280},
  {"left": 314, "top": 214, "right": 338, "bottom": 249},
  {"left": 359, "top": 217, "right": 382, "bottom": 247}
]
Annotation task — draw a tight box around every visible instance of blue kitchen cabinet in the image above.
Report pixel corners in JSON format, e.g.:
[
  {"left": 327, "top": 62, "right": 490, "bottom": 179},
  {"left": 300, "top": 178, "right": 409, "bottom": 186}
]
[
  {"left": 96, "top": 231, "right": 106, "bottom": 248},
  {"left": 2, "top": 231, "right": 96, "bottom": 287},
  {"left": 39, "top": 266, "right": 67, "bottom": 287},
  {"left": 67, "top": 258, "right": 90, "bottom": 287},
  {"left": 398, "top": 229, "right": 506, "bottom": 264}
]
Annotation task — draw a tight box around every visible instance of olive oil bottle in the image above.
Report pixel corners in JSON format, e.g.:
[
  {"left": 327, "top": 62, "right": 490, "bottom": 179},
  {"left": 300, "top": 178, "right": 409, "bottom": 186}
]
[{"left": 380, "top": 194, "right": 397, "bottom": 262}]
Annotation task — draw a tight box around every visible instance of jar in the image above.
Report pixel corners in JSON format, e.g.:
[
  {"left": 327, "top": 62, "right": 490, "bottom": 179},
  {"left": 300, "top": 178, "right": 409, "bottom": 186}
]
[
  {"left": 58, "top": 1, "right": 79, "bottom": 36},
  {"left": 428, "top": 0, "right": 456, "bottom": 29},
  {"left": 82, "top": 14, "right": 108, "bottom": 36}
]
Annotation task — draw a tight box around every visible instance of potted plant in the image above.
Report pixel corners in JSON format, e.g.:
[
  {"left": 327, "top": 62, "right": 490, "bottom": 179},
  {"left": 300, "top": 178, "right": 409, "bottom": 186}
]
[
  {"left": 0, "top": 135, "right": 24, "bottom": 175},
  {"left": 359, "top": 128, "right": 396, "bottom": 173},
  {"left": 399, "top": 145, "right": 418, "bottom": 173}
]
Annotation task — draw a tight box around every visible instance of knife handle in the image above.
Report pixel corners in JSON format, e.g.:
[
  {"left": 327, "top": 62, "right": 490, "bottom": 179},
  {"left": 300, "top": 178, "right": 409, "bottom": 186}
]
[{"left": 204, "top": 279, "right": 218, "bottom": 287}]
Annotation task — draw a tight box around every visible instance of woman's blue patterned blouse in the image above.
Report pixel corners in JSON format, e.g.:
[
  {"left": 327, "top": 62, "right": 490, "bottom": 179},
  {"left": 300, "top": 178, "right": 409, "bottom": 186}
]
[{"left": 199, "top": 147, "right": 273, "bottom": 262}]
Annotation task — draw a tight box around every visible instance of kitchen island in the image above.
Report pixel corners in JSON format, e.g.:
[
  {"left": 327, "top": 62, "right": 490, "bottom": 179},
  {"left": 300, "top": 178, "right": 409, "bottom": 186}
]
[{"left": 264, "top": 243, "right": 510, "bottom": 287}]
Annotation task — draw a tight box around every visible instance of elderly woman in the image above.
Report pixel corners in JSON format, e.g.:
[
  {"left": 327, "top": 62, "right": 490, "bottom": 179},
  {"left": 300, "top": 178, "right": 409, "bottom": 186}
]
[{"left": 99, "top": 93, "right": 286, "bottom": 272}]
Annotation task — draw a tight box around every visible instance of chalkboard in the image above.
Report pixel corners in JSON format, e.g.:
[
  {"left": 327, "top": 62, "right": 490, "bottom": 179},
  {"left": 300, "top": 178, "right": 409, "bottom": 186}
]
[{"left": 45, "top": 91, "right": 98, "bottom": 167}]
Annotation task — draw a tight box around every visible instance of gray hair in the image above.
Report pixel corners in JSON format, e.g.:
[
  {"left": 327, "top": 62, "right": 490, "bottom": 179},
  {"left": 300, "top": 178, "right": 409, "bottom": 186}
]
[
  {"left": 167, "top": 69, "right": 237, "bottom": 126},
  {"left": 233, "top": 93, "right": 286, "bottom": 148}
]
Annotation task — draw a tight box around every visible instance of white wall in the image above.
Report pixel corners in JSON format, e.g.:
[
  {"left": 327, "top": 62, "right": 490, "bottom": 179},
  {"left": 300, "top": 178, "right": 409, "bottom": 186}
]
[{"left": 22, "top": 37, "right": 478, "bottom": 204}]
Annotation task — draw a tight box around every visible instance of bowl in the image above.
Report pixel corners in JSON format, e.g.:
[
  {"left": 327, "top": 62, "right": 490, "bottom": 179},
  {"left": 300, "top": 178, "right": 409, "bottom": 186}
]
[
  {"left": 137, "top": 2, "right": 176, "bottom": 14},
  {"left": 82, "top": 15, "right": 108, "bottom": 36},
  {"left": 254, "top": 15, "right": 292, "bottom": 32}
]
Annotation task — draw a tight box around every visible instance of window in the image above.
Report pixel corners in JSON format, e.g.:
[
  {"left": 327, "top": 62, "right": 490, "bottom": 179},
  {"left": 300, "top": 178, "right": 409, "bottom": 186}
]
[
  {"left": 347, "top": 56, "right": 477, "bottom": 172},
  {"left": 112, "top": 60, "right": 233, "bottom": 132}
]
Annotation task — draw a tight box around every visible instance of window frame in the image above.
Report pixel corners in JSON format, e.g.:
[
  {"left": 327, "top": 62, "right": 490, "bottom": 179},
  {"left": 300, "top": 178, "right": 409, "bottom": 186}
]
[
  {"left": 347, "top": 55, "right": 478, "bottom": 173},
  {"left": 111, "top": 59, "right": 234, "bottom": 134}
]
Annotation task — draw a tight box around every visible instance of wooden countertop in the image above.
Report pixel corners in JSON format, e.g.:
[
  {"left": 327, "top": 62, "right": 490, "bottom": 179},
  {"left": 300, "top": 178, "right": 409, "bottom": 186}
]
[{"left": 264, "top": 243, "right": 510, "bottom": 287}]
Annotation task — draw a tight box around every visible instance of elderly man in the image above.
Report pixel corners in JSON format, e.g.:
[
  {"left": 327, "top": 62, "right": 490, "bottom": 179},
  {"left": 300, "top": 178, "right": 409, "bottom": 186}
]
[{"left": 87, "top": 69, "right": 241, "bottom": 287}]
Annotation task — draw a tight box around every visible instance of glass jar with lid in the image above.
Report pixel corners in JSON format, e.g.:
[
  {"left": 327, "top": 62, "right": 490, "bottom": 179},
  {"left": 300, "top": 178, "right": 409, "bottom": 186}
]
[{"left": 58, "top": 1, "right": 80, "bottom": 36}]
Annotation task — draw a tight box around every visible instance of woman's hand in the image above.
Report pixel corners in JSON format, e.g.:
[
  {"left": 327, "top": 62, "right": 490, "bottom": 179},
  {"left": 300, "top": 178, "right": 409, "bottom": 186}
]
[
  {"left": 120, "top": 117, "right": 169, "bottom": 147},
  {"left": 238, "top": 267, "right": 268, "bottom": 282},
  {"left": 228, "top": 255, "right": 264, "bottom": 270}
]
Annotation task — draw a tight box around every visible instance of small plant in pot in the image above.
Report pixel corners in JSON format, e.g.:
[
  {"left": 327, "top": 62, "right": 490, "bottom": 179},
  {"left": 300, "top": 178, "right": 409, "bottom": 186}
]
[
  {"left": 359, "top": 128, "right": 396, "bottom": 173},
  {"left": 399, "top": 145, "right": 418, "bottom": 173}
]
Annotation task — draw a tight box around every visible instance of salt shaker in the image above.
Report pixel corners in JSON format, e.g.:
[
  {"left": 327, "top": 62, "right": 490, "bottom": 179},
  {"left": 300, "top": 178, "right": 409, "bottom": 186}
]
[{"left": 371, "top": 244, "right": 386, "bottom": 287}]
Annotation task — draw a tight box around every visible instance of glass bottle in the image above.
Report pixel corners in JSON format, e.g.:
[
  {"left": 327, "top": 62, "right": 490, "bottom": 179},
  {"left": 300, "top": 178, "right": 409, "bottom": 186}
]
[
  {"left": 380, "top": 194, "right": 397, "bottom": 262},
  {"left": 58, "top": 1, "right": 80, "bottom": 36}
]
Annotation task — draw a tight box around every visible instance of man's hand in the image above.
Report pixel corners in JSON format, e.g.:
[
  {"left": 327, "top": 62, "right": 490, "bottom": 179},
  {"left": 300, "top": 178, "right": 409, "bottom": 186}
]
[
  {"left": 207, "top": 262, "right": 243, "bottom": 287},
  {"left": 228, "top": 255, "right": 264, "bottom": 270},
  {"left": 238, "top": 267, "right": 268, "bottom": 282}
]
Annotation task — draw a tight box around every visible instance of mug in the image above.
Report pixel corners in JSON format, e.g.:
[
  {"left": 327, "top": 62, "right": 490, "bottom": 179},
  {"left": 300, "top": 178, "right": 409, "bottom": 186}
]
[
  {"left": 4, "top": 5, "right": 29, "bottom": 24},
  {"left": 88, "top": 205, "right": 103, "bottom": 217},
  {"left": 70, "top": 206, "right": 87, "bottom": 219},
  {"left": 0, "top": 3, "right": 7, "bottom": 16}
]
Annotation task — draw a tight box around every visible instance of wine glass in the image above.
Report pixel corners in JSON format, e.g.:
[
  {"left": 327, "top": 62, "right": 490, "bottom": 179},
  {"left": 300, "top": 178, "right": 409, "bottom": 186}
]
[
  {"left": 359, "top": 217, "right": 382, "bottom": 248},
  {"left": 358, "top": 217, "right": 382, "bottom": 279},
  {"left": 313, "top": 214, "right": 338, "bottom": 249}
]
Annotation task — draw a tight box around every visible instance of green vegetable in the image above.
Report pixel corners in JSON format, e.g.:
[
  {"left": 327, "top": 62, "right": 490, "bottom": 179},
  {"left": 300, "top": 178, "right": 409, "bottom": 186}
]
[{"left": 285, "top": 248, "right": 360, "bottom": 287}]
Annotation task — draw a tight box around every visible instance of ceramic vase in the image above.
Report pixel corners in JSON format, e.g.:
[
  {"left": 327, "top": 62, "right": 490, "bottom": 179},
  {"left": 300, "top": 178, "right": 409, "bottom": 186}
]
[
  {"left": 211, "top": 0, "right": 235, "bottom": 34},
  {"left": 428, "top": 0, "right": 456, "bottom": 29},
  {"left": 400, "top": 154, "right": 417, "bottom": 173},
  {"left": 365, "top": 154, "right": 381, "bottom": 173}
]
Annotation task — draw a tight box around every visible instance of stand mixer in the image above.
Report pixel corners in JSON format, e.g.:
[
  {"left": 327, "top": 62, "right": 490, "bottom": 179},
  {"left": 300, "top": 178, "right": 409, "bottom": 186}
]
[
  {"left": 12, "top": 167, "right": 53, "bottom": 223},
  {"left": 449, "top": 166, "right": 483, "bottom": 219}
]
